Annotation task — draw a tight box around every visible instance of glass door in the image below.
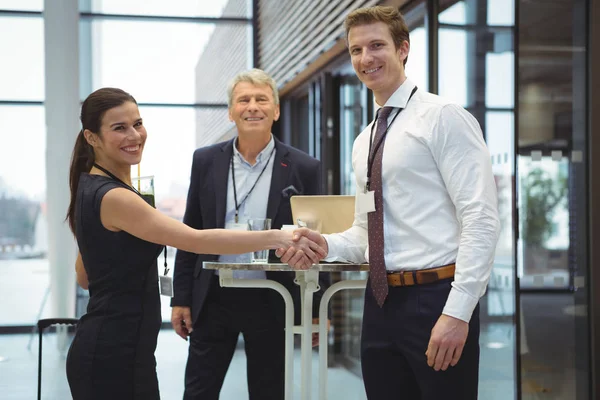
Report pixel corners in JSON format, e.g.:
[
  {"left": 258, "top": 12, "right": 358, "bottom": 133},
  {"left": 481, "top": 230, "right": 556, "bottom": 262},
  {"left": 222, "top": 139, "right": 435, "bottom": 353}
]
[
  {"left": 438, "top": 0, "right": 517, "bottom": 398},
  {"left": 517, "top": 0, "right": 590, "bottom": 397}
]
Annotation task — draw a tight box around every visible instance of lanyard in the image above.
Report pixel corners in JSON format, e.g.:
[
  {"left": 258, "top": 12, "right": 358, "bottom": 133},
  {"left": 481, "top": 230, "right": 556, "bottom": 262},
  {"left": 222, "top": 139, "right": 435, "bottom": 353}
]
[
  {"left": 366, "top": 86, "right": 418, "bottom": 191},
  {"left": 93, "top": 163, "right": 142, "bottom": 196},
  {"left": 92, "top": 163, "right": 169, "bottom": 276},
  {"left": 231, "top": 146, "right": 276, "bottom": 223}
]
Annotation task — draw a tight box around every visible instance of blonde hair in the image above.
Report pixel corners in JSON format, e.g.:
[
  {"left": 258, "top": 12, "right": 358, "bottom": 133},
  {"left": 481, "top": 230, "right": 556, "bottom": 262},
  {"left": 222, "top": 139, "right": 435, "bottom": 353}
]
[
  {"left": 227, "top": 68, "right": 279, "bottom": 107},
  {"left": 344, "top": 6, "right": 410, "bottom": 66}
]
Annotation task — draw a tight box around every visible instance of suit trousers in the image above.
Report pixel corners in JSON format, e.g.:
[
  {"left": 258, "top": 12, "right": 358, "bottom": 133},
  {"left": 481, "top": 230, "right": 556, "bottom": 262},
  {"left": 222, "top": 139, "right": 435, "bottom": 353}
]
[
  {"left": 361, "top": 278, "right": 480, "bottom": 400},
  {"left": 183, "top": 277, "right": 285, "bottom": 400}
]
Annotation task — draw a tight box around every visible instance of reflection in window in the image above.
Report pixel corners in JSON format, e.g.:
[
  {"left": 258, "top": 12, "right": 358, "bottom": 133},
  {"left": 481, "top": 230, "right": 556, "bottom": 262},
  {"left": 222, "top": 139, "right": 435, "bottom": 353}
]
[
  {"left": 81, "top": 0, "right": 250, "bottom": 18},
  {"left": 0, "top": 17, "right": 44, "bottom": 101},
  {"left": 83, "top": 20, "right": 248, "bottom": 103},
  {"left": 339, "top": 78, "right": 364, "bottom": 195},
  {"left": 517, "top": 156, "right": 569, "bottom": 288}
]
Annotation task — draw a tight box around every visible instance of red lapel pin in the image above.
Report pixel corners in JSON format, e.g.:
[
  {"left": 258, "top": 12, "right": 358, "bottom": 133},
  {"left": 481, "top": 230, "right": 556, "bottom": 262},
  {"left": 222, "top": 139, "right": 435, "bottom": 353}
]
[{"left": 281, "top": 162, "right": 288, "bottom": 167}]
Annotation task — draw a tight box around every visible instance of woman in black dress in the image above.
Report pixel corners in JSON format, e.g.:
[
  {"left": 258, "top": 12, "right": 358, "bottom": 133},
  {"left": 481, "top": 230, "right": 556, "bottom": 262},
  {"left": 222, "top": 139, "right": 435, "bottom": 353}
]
[{"left": 64, "top": 88, "right": 324, "bottom": 400}]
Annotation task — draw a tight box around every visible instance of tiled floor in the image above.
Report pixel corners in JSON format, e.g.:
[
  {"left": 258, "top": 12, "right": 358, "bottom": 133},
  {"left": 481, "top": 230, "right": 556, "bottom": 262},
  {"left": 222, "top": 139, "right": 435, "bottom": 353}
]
[
  {"left": 0, "top": 258, "right": 589, "bottom": 399},
  {"left": 0, "top": 317, "right": 582, "bottom": 400},
  {"left": 0, "top": 330, "right": 367, "bottom": 400}
]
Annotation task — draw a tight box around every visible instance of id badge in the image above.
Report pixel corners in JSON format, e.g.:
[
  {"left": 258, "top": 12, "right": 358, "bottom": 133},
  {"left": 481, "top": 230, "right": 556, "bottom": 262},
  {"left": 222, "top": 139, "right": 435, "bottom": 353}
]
[
  {"left": 357, "top": 191, "right": 376, "bottom": 214},
  {"left": 225, "top": 221, "right": 249, "bottom": 231},
  {"left": 159, "top": 275, "right": 174, "bottom": 297}
]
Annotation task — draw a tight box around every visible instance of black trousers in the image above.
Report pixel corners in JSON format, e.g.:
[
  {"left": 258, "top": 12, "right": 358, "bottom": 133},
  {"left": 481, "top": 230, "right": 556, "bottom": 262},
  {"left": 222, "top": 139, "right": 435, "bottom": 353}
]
[
  {"left": 361, "top": 278, "right": 480, "bottom": 400},
  {"left": 183, "top": 278, "right": 285, "bottom": 400}
]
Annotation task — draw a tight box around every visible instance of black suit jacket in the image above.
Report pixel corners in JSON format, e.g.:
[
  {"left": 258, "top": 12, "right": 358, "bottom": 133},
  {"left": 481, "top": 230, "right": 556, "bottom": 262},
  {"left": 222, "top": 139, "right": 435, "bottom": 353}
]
[{"left": 172, "top": 137, "right": 329, "bottom": 327}]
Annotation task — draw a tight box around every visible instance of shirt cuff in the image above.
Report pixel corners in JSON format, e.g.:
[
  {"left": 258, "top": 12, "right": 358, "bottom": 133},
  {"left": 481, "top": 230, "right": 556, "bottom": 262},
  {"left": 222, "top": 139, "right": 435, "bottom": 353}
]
[
  {"left": 442, "top": 287, "right": 479, "bottom": 323},
  {"left": 322, "top": 234, "right": 346, "bottom": 262}
]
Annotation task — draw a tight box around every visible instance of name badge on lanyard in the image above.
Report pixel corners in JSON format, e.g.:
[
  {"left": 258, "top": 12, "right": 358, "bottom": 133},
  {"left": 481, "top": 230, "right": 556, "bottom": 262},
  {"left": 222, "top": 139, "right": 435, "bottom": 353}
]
[
  {"left": 159, "top": 276, "right": 174, "bottom": 297},
  {"left": 357, "top": 191, "right": 376, "bottom": 214}
]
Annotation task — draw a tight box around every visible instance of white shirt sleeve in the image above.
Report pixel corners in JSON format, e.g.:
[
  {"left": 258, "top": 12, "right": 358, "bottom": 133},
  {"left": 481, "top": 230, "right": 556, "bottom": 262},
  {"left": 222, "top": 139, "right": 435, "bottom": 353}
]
[
  {"left": 322, "top": 206, "right": 369, "bottom": 264},
  {"left": 430, "top": 104, "right": 501, "bottom": 322}
]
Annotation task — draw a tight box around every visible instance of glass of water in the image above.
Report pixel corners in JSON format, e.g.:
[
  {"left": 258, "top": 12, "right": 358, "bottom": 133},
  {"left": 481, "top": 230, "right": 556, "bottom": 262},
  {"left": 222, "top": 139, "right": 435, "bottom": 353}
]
[
  {"left": 131, "top": 175, "right": 155, "bottom": 208},
  {"left": 248, "top": 218, "right": 272, "bottom": 263}
]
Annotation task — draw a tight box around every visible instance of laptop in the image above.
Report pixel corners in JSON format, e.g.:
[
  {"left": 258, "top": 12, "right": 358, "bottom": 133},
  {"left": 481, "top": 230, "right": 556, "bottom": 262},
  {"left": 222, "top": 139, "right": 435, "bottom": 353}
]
[{"left": 290, "top": 195, "right": 355, "bottom": 234}]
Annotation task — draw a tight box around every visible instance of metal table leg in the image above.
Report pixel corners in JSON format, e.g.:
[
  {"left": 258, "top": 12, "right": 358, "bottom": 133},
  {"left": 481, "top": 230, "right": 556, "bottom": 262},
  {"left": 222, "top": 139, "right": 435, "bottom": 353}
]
[
  {"left": 318, "top": 279, "right": 367, "bottom": 400},
  {"left": 219, "top": 270, "right": 296, "bottom": 400},
  {"left": 295, "top": 270, "right": 320, "bottom": 400}
]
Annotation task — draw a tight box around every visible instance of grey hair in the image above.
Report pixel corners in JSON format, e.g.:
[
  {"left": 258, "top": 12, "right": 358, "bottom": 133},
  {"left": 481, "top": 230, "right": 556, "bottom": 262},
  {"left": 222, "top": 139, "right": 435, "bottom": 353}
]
[{"left": 227, "top": 68, "right": 279, "bottom": 107}]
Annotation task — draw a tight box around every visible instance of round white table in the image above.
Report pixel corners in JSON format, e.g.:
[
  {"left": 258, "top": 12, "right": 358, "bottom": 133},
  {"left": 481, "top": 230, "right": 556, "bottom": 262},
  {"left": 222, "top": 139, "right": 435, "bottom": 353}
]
[{"left": 203, "top": 262, "right": 369, "bottom": 400}]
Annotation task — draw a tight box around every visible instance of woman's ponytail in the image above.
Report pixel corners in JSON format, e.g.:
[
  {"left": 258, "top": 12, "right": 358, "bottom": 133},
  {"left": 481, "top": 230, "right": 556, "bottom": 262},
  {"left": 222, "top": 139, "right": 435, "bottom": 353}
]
[{"left": 66, "top": 130, "right": 94, "bottom": 234}]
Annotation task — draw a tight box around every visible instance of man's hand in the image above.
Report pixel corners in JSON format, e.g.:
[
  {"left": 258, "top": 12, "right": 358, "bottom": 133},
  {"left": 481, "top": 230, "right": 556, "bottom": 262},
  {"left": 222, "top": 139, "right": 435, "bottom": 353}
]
[
  {"left": 171, "top": 306, "right": 193, "bottom": 340},
  {"left": 426, "top": 314, "right": 469, "bottom": 371},
  {"left": 275, "top": 228, "right": 328, "bottom": 269},
  {"left": 312, "top": 318, "right": 331, "bottom": 347}
]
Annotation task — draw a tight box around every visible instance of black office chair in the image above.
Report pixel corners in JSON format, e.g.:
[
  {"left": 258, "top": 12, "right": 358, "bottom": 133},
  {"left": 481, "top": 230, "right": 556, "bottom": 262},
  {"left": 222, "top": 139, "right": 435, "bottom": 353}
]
[{"left": 37, "top": 318, "right": 78, "bottom": 400}]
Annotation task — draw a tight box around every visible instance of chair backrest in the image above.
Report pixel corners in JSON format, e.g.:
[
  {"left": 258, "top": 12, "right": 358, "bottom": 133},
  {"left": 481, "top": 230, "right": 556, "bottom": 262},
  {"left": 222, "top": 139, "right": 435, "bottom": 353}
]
[{"left": 37, "top": 318, "right": 78, "bottom": 400}]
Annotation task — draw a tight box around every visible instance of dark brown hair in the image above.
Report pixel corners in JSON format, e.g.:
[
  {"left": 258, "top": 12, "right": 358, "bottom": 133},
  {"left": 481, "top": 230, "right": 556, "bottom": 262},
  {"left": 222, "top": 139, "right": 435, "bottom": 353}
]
[
  {"left": 66, "top": 88, "right": 137, "bottom": 234},
  {"left": 344, "top": 6, "right": 410, "bottom": 66}
]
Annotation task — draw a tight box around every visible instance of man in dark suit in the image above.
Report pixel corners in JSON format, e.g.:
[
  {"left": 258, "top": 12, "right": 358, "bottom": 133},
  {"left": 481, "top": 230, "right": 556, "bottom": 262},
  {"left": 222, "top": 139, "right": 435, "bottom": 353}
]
[{"left": 171, "top": 68, "right": 328, "bottom": 400}]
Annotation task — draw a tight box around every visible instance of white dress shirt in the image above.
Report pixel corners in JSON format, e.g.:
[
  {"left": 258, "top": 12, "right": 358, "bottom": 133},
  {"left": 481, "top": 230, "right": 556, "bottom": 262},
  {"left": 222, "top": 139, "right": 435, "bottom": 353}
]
[{"left": 323, "top": 78, "right": 500, "bottom": 322}]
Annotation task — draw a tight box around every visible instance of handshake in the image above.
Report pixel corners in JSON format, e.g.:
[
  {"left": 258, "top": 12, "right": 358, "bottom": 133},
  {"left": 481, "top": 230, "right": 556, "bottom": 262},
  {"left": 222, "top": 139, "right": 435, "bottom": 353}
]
[{"left": 275, "top": 228, "right": 328, "bottom": 270}]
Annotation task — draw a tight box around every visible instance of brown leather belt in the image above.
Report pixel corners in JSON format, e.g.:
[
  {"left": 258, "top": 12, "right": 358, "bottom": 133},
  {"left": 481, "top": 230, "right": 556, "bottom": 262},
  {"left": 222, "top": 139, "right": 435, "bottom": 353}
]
[{"left": 387, "top": 263, "right": 455, "bottom": 287}]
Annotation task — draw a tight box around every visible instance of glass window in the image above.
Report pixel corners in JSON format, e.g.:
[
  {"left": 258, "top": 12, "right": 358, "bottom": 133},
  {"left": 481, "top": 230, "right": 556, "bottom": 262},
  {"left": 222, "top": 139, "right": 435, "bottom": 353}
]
[
  {"left": 517, "top": 156, "right": 569, "bottom": 288},
  {"left": 0, "top": 17, "right": 44, "bottom": 101},
  {"left": 82, "top": 20, "right": 249, "bottom": 104},
  {"left": 0, "top": 105, "right": 49, "bottom": 326},
  {"left": 438, "top": 3, "right": 516, "bottom": 398},
  {"left": 195, "top": 107, "right": 235, "bottom": 148},
  {"left": 339, "top": 77, "right": 364, "bottom": 195},
  {"left": 403, "top": 1, "right": 428, "bottom": 92},
  {"left": 438, "top": 28, "right": 468, "bottom": 107},
  {"left": 439, "top": 1, "right": 466, "bottom": 25},
  {"left": 485, "top": 111, "right": 515, "bottom": 318},
  {"left": 132, "top": 106, "right": 196, "bottom": 322},
  {"left": 405, "top": 27, "right": 428, "bottom": 92},
  {"left": 0, "top": 106, "right": 46, "bottom": 197},
  {"left": 486, "top": 51, "right": 514, "bottom": 108},
  {"left": 135, "top": 106, "right": 196, "bottom": 207},
  {"left": 0, "top": 0, "right": 43, "bottom": 11},
  {"left": 487, "top": 0, "right": 514, "bottom": 26},
  {"left": 81, "top": 0, "right": 251, "bottom": 18}
]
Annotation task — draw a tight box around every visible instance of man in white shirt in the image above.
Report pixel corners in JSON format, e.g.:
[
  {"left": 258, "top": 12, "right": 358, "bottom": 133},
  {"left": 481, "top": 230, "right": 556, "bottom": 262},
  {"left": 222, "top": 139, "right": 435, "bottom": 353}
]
[{"left": 277, "top": 6, "right": 500, "bottom": 400}]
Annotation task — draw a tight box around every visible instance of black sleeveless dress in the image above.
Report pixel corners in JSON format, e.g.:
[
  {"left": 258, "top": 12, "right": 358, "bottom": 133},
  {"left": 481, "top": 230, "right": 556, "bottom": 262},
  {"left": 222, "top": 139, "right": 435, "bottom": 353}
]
[{"left": 66, "top": 174, "right": 163, "bottom": 400}]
